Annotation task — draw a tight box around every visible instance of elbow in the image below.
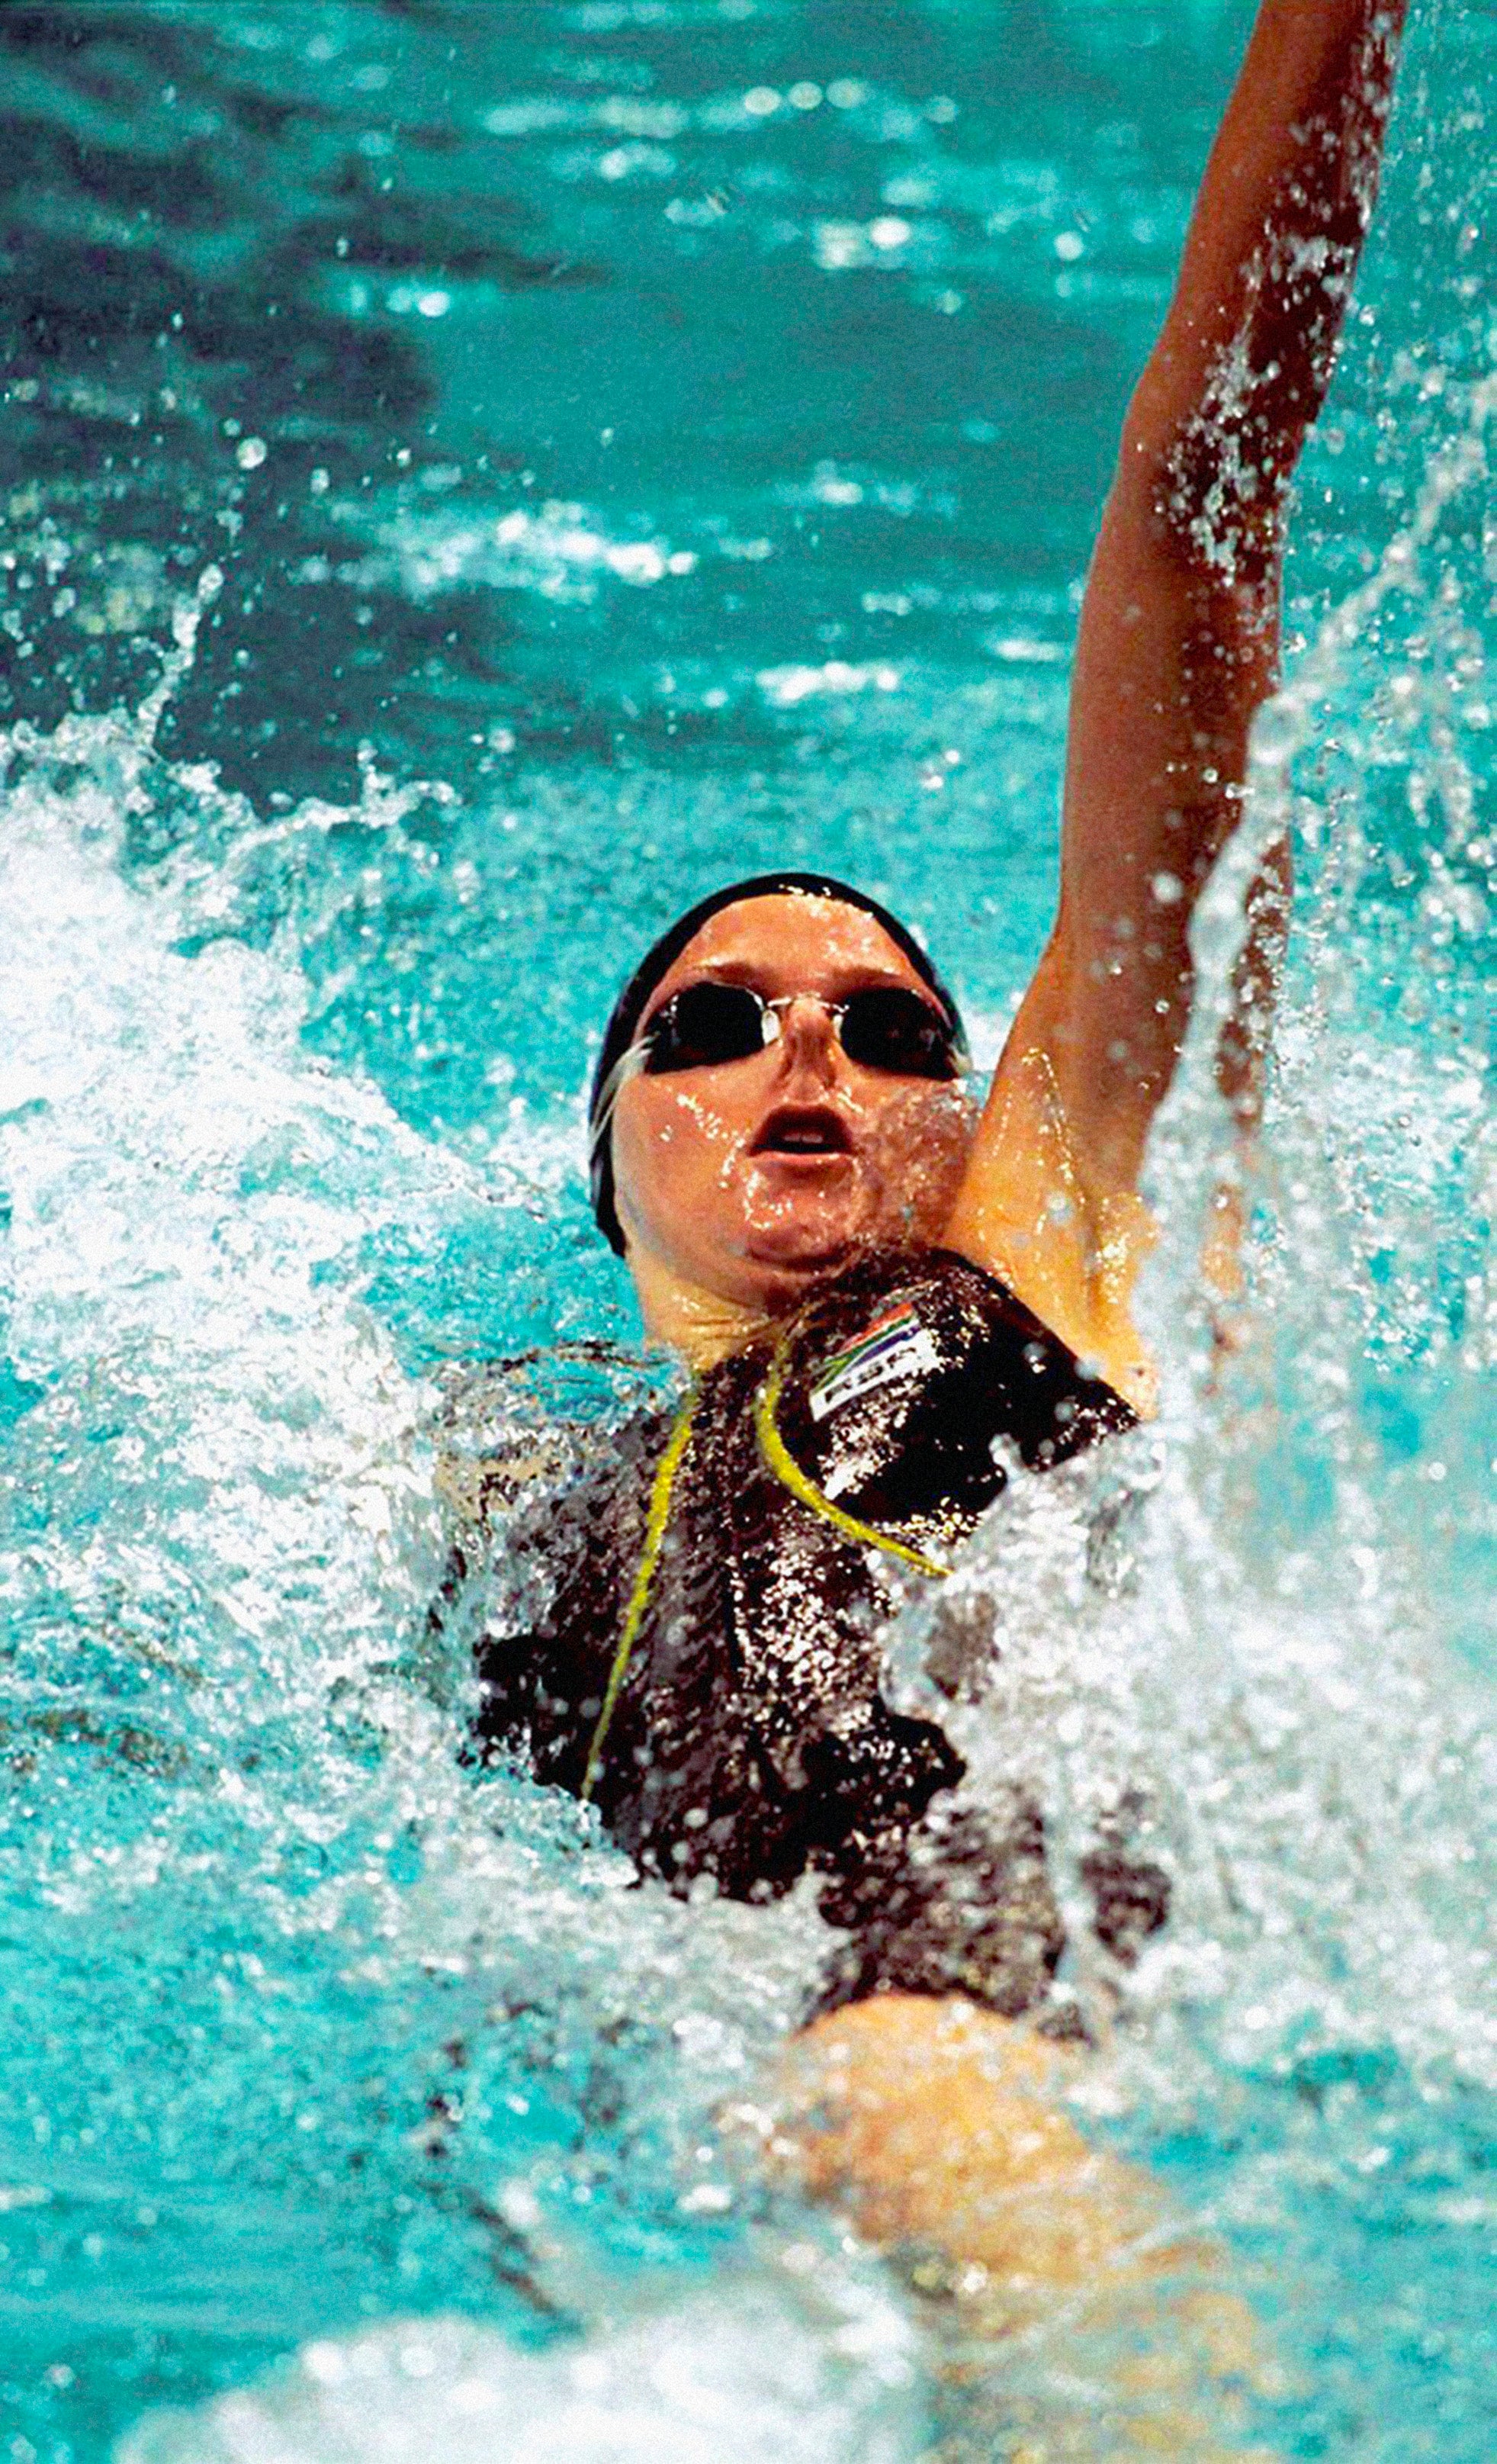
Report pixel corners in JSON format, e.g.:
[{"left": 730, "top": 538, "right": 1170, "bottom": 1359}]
[
  {"left": 1115, "top": 406, "right": 1291, "bottom": 601},
  {"left": 1116, "top": 281, "right": 1350, "bottom": 597}
]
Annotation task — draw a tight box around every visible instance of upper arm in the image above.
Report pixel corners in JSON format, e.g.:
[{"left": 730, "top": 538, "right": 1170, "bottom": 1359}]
[
  {"left": 943, "top": 462, "right": 1280, "bottom": 1407},
  {"left": 434, "top": 1357, "right": 589, "bottom": 1524}
]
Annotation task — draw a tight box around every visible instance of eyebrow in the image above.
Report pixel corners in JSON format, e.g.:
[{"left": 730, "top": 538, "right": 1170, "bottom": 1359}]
[{"left": 645, "top": 957, "right": 922, "bottom": 1013}]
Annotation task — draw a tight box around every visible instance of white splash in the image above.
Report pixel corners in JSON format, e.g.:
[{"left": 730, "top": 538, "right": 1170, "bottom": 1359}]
[{"left": 117, "top": 2264, "right": 924, "bottom": 2464}]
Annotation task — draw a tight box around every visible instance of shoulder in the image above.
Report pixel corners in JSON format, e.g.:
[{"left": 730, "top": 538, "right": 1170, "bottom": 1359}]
[
  {"left": 432, "top": 1342, "right": 670, "bottom": 1531},
  {"left": 782, "top": 1246, "right": 1135, "bottom": 1468},
  {"left": 787, "top": 1244, "right": 1107, "bottom": 1379},
  {"left": 432, "top": 1359, "right": 585, "bottom": 1529}
]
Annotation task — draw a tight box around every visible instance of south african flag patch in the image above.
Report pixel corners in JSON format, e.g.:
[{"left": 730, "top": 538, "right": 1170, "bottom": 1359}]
[{"left": 807, "top": 1301, "right": 940, "bottom": 1423}]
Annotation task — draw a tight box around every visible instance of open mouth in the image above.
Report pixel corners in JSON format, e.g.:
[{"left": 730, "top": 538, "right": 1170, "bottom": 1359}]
[{"left": 750, "top": 1106, "right": 854, "bottom": 1158}]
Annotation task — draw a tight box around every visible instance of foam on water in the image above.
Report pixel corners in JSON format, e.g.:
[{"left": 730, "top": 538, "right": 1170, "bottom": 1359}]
[
  {"left": 2, "top": 706, "right": 449, "bottom": 1721},
  {"left": 116, "top": 2269, "right": 925, "bottom": 2464},
  {"left": 0, "top": 680, "right": 864, "bottom": 2456}
]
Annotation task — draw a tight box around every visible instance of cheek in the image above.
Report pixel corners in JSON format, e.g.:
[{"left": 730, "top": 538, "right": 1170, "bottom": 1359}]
[
  {"left": 614, "top": 1084, "right": 749, "bottom": 1218},
  {"left": 861, "top": 1086, "right": 976, "bottom": 1202}
]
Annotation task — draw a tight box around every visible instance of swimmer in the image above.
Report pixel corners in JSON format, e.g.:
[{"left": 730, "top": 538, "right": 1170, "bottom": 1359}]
[{"left": 446, "top": 2, "right": 1409, "bottom": 2449}]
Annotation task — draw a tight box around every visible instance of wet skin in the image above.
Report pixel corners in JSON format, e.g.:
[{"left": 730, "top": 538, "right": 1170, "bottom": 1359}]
[{"left": 609, "top": 895, "right": 978, "bottom": 1319}]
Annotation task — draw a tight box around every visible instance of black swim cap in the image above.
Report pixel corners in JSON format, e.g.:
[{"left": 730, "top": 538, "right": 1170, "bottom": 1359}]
[{"left": 586, "top": 871, "right": 967, "bottom": 1257}]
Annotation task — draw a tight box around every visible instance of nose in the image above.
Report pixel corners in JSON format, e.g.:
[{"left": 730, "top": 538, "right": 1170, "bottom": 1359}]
[{"left": 773, "top": 996, "right": 843, "bottom": 1085}]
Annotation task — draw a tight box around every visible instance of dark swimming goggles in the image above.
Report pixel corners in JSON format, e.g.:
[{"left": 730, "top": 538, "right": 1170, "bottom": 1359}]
[
  {"left": 587, "top": 978, "right": 966, "bottom": 1164},
  {"left": 641, "top": 979, "right": 965, "bottom": 1080}
]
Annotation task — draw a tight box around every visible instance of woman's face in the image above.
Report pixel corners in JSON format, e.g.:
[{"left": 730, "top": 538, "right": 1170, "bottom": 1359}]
[{"left": 609, "top": 895, "right": 978, "bottom": 1314}]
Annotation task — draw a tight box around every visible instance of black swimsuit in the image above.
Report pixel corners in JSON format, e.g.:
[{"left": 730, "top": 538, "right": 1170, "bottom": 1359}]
[{"left": 457, "top": 1249, "right": 1168, "bottom": 2025}]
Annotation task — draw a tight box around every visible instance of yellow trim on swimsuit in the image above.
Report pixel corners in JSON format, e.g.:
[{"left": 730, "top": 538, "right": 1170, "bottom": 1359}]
[
  {"left": 580, "top": 1381, "right": 700, "bottom": 1803},
  {"left": 753, "top": 1342, "right": 952, "bottom": 1581}
]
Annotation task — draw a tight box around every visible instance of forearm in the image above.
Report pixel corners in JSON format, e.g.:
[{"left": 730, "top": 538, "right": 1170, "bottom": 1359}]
[
  {"left": 779, "top": 1997, "right": 1167, "bottom": 2294},
  {"left": 1128, "top": 0, "right": 1408, "bottom": 566}
]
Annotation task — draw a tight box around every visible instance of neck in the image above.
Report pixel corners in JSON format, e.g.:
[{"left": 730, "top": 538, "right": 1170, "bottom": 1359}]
[{"left": 626, "top": 1246, "right": 779, "bottom": 1369}]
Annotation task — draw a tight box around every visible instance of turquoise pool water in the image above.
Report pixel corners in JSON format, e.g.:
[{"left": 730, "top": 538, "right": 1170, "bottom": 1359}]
[{"left": 1, "top": 3, "right": 1491, "bottom": 2455}]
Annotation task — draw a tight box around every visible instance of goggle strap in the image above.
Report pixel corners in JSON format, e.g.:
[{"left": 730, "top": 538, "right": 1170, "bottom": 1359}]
[{"left": 587, "top": 1040, "right": 650, "bottom": 1163}]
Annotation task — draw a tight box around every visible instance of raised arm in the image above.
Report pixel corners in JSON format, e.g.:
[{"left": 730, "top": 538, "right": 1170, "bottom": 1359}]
[{"left": 945, "top": 0, "right": 1409, "bottom": 1406}]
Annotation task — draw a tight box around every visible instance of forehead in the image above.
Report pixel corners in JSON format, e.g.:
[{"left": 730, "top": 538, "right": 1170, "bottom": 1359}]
[{"left": 649, "top": 895, "right": 927, "bottom": 1007}]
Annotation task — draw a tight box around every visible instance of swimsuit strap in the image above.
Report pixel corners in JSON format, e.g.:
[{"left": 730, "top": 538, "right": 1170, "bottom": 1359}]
[
  {"left": 580, "top": 1382, "right": 701, "bottom": 1803},
  {"left": 753, "top": 1340, "right": 951, "bottom": 1581}
]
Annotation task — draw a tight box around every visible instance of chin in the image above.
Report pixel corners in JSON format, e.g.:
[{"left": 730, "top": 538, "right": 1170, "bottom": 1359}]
[
  {"left": 740, "top": 1196, "right": 859, "bottom": 1265},
  {"left": 737, "top": 1201, "right": 903, "bottom": 1296},
  {"left": 741, "top": 1255, "right": 846, "bottom": 1315}
]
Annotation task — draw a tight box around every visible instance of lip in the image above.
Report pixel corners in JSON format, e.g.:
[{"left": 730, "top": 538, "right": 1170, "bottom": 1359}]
[{"left": 749, "top": 1104, "right": 856, "bottom": 1162}]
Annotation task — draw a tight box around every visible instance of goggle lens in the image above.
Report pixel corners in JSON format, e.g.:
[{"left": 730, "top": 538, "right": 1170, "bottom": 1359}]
[
  {"left": 837, "top": 986, "right": 958, "bottom": 1078},
  {"left": 645, "top": 983, "right": 766, "bottom": 1071}
]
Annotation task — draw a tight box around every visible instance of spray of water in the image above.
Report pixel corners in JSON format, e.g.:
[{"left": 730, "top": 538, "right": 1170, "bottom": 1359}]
[{"left": 2, "top": 640, "right": 871, "bottom": 2462}]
